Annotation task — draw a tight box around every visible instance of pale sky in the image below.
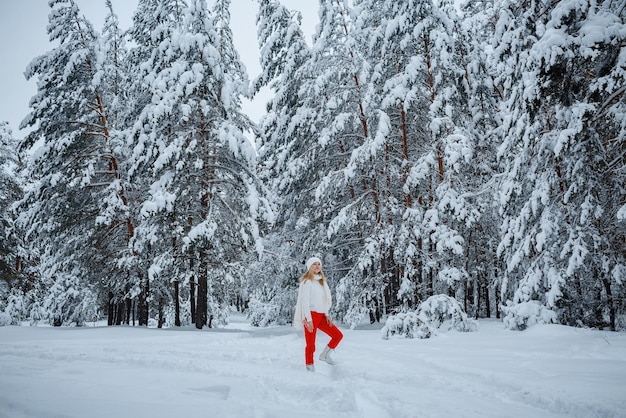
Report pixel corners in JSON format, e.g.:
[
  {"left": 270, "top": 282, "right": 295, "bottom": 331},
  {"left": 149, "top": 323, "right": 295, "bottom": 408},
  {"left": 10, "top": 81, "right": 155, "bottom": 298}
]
[{"left": 0, "top": 0, "right": 317, "bottom": 139}]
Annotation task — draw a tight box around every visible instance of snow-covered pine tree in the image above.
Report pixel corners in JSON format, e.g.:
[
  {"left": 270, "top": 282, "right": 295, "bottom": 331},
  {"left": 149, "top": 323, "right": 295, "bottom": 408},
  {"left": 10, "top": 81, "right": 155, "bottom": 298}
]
[
  {"left": 128, "top": 0, "right": 273, "bottom": 329},
  {"left": 255, "top": 0, "right": 378, "bottom": 325},
  {"left": 2, "top": 122, "right": 38, "bottom": 324},
  {"left": 17, "top": 0, "right": 135, "bottom": 326},
  {"left": 126, "top": 0, "right": 188, "bottom": 327},
  {"left": 202, "top": 0, "right": 274, "bottom": 327},
  {"left": 98, "top": 0, "right": 130, "bottom": 132},
  {"left": 289, "top": 0, "right": 388, "bottom": 326},
  {"left": 323, "top": 0, "right": 485, "bottom": 326},
  {"left": 247, "top": 0, "right": 314, "bottom": 324},
  {"left": 95, "top": 0, "right": 140, "bottom": 326},
  {"left": 398, "top": 0, "right": 483, "bottom": 315},
  {"left": 449, "top": 0, "right": 503, "bottom": 318},
  {"left": 318, "top": 0, "right": 401, "bottom": 326},
  {"left": 494, "top": 0, "right": 626, "bottom": 330},
  {"left": 254, "top": 0, "right": 311, "bottom": 219},
  {"left": 0, "top": 122, "right": 25, "bottom": 318}
]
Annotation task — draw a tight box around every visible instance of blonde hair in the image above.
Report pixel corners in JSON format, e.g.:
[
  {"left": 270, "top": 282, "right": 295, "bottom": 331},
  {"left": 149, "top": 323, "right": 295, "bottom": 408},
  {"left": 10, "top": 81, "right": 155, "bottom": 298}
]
[{"left": 299, "top": 269, "right": 326, "bottom": 286}]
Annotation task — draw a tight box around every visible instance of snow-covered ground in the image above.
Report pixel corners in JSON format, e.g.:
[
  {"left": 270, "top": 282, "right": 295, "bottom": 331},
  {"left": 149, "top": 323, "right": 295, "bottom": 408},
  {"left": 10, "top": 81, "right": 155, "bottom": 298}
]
[{"left": 1, "top": 315, "right": 624, "bottom": 418}]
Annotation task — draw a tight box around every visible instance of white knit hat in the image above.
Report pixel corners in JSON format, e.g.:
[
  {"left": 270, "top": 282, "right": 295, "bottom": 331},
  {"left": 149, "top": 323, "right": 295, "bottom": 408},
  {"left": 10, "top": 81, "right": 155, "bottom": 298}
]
[{"left": 306, "top": 256, "right": 322, "bottom": 270}]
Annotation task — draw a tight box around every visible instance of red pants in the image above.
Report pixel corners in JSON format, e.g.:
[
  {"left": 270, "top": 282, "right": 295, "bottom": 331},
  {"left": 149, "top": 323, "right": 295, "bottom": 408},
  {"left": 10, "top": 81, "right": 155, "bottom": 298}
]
[{"left": 304, "top": 311, "right": 343, "bottom": 365}]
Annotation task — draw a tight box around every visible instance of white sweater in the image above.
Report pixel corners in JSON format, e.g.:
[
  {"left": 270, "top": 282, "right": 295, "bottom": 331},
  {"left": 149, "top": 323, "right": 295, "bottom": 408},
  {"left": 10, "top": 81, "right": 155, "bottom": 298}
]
[{"left": 293, "top": 275, "right": 332, "bottom": 329}]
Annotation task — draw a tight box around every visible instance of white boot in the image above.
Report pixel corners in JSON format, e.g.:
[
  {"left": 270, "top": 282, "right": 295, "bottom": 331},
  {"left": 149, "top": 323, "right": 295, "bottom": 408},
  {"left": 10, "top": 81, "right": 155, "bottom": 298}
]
[
  {"left": 306, "top": 364, "right": 315, "bottom": 372},
  {"left": 319, "top": 346, "right": 336, "bottom": 365}
]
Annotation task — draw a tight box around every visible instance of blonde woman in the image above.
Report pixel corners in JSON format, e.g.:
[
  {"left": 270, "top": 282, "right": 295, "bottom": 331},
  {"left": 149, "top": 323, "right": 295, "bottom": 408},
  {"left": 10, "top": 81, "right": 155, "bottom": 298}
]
[{"left": 294, "top": 256, "right": 343, "bottom": 371}]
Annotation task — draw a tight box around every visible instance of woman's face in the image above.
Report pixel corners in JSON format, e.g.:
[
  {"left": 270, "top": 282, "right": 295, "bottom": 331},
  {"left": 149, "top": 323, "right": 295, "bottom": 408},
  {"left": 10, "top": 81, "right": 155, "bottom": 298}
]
[{"left": 310, "top": 261, "right": 322, "bottom": 274}]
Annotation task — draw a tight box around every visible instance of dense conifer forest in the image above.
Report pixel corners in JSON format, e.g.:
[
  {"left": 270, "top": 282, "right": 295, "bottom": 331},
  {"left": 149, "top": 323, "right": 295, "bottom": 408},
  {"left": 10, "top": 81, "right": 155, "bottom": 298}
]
[{"left": 1, "top": 0, "right": 624, "bottom": 331}]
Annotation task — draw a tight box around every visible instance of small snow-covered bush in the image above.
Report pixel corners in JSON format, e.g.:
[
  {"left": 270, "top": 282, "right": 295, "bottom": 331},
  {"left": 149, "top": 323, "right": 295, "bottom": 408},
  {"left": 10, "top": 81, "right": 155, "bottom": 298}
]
[
  {"left": 0, "top": 311, "right": 11, "bottom": 326},
  {"left": 247, "top": 298, "right": 282, "bottom": 327},
  {"left": 246, "top": 287, "right": 295, "bottom": 327},
  {"left": 341, "top": 303, "right": 370, "bottom": 330},
  {"left": 43, "top": 274, "right": 99, "bottom": 326},
  {"left": 381, "top": 294, "right": 477, "bottom": 339},
  {"left": 1, "top": 288, "right": 27, "bottom": 325},
  {"left": 420, "top": 294, "right": 478, "bottom": 332},
  {"left": 502, "top": 300, "right": 557, "bottom": 330},
  {"left": 207, "top": 300, "right": 230, "bottom": 328},
  {"left": 381, "top": 311, "right": 431, "bottom": 340},
  {"left": 28, "top": 301, "right": 44, "bottom": 326}
]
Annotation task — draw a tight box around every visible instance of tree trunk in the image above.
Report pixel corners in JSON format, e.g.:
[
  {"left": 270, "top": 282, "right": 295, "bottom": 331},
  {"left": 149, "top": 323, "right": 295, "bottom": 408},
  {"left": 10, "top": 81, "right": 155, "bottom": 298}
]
[
  {"left": 190, "top": 278, "right": 196, "bottom": 324},
  {"left": 427, "top": 242, "right": 434, "bottom": 297},
  {"left": 400, "top": 103, "right": 413, "bottom": 208},
  {"left": 484, "top": 281, "right": 491, "bottom": 318},
  {"left": 494, "top": 265, "right": 501, "bottom": 319},
  {"left": 158, "top": 298, "right": 164, "bottom": 329},
  {"left": 124, "top": 297, "right": 131, "bottom": 325},
  {"left": 107, "top": 292, "right": 114, "bottom": 326},
  {"left": 473, "top": 276, "right": 479, "bottom": 318},
  {"left": 463, "top": 277, "right": 468, "bottom": 313},
  {"left": 195, "top": 257, "right": 208, "bottom": 329},
  {"left": 417, "top": 236, "right": 424, "bottom": 303},
  {"left": 174, "top": 280, "right": 181, "bottom": 327},
  {"left": 115, "top": 301, "right": 124, "bottom": 326},
  {"left": 601, "top": 277, "right": 615, "bottom": 331},
  {"left": 436, "top": 144, "right": 445, "bottom": 183},
  {"left": 189, "top": 256, "right": 196, "bottom": 323},
  {"left": 138, "top": 276, "right": 149, "bottom": 326}
]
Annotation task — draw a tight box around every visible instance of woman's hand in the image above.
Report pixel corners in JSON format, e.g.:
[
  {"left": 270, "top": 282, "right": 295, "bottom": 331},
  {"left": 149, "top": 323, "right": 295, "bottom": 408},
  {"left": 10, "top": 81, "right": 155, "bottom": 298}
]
[
  {"left": 304, "top": 319, "right": 314, "bottom": 332},
  {"left": 325, "top": 315, "right": 333, "bottom": 326}
]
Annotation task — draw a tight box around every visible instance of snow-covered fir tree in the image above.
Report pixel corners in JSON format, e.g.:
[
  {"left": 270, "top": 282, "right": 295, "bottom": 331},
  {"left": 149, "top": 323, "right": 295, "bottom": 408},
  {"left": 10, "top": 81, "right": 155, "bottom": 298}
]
[
  {"left": 127, "top": 0, "right": 273, "bottom": 328},
  {"left": 92, "top": 1, "right": 142, "bottom": 326},
  {"left": 0, "top": 121, "right": 34, "bottom": 326},
  {"left": 125, "top": 0, "right": 189, "bottom": 327},
  {"left": 246, "top": 0, "right": 314, "bottom": 324},
  {"left": 454, "top": 0, "right": 504, "bottom": 318},
  {"left": 0, "top": 122, "right": 26, "bottom": 320},
  {"left": 294, "top": 0, "right": 387, "bottom": 326},
  {"left": 318, "top": 0, "right": 488, "bottom": 326},
  {"left": 493, "top": 0, "right": 626, "bottom": 330},
  {"left": 17, "top": 0, "right": 135, "bottom": 326}
]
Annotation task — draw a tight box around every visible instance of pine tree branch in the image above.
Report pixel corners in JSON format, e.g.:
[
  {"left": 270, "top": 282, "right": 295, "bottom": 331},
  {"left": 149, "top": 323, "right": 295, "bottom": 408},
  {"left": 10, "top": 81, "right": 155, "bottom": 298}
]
[{"left": 594, "top": 85, "right": 626, "bottom": 121}]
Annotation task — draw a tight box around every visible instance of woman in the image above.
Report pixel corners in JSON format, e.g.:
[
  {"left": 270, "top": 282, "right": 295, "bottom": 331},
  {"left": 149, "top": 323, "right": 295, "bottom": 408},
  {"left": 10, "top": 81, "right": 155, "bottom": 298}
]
[{"left": 294, "top": 256, "right": 343, "bottom": 371}]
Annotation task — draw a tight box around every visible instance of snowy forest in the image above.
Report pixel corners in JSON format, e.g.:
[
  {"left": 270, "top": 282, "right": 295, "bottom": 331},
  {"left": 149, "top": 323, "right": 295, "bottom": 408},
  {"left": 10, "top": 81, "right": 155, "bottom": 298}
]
[{"left": 0, "top": 0, "right": 625, "bottom": 332}]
